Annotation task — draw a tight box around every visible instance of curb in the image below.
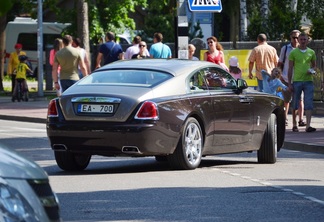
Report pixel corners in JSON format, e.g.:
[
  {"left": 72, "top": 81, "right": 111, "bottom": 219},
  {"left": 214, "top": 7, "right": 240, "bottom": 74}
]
[{"left": 0, "top": 115, "right": 46, "bottom": 124}]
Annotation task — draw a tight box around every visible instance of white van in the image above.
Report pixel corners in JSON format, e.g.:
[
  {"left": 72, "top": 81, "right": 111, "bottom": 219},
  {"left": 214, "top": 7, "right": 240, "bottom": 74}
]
[{"left": 4, "top": 17, "right": 69, "bottom": 75}]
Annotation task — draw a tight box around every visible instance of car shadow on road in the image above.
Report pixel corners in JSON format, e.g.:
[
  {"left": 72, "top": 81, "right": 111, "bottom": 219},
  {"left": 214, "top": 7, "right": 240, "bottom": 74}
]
[{"left": 44, "top": 156, "right": 256, "bottom": 176}]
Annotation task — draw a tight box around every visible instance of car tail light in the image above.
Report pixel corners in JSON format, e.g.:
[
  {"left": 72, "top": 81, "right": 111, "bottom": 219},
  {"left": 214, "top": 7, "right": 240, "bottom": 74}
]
[
  {"left": 135, "top": 101, "right": 159, "bottom": 120},
  {"left": 47, "top": 99, "right": 58, "bottom": 117}
]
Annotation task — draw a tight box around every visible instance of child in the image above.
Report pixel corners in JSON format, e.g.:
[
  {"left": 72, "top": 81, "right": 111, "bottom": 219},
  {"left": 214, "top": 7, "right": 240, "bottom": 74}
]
[
  {"left": 12, "top": 55, "right": 32, "bottom": 102},
  {"left": 229, "top": 56, "right": 242, "bottom": 79},
  {"left": 188, "top": 44, "right": 199, "bottom": 60},
  {"left": 261, "top": 68, "right": 288, "bottom": 97}
]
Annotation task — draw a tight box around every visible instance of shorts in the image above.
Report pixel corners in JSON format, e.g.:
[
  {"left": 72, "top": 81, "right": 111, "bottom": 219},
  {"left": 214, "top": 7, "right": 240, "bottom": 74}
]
[{"left": 292, "top": 81, "right": 314, "bottom": 110}]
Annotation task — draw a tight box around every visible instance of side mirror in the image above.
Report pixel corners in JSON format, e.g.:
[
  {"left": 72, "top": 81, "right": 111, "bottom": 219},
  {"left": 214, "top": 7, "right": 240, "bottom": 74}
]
[
  {"left": 234, "top": 79, "right": 248, "bottom": 94},
  {"left": 237, "top": 79, "right": 248, "bottom": 90}
]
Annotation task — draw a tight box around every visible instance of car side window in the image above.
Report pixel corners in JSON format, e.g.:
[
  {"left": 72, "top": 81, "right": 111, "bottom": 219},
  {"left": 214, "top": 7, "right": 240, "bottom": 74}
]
[
  {"left": 189, "top": 71, "right": 208, "bottom": 92},
  {"left": 203, "top": 67, "right": 237, "bottom": 90}
]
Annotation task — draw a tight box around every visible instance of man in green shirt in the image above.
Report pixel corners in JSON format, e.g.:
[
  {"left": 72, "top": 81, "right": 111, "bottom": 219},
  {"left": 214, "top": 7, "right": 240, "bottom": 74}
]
[{"left": 288, "top": 33, "right": 317, "bottom": 132}]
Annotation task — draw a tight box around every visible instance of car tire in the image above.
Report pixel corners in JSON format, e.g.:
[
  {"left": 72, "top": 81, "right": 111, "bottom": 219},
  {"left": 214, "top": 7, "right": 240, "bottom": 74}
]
[
  {"left": 167, "top": 117, "right": 203, "bottom": 170},
  {"left": 258, "top": 113, "right": 277, "bottom": 163},
  {"left": 55, "top": 151, "right": 91, "bottom": 171}
]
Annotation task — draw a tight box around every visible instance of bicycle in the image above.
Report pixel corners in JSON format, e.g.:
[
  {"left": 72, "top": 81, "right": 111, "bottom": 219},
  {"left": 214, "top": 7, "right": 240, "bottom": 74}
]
[{"left": 12, "top": 78, "right": 28, "bottom": 102}]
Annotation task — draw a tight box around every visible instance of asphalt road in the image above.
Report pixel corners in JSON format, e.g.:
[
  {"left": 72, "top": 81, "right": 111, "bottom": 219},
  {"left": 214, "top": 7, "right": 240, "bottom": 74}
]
[{"left": 1, "top": 119, "right": 324, "bottom": 222}]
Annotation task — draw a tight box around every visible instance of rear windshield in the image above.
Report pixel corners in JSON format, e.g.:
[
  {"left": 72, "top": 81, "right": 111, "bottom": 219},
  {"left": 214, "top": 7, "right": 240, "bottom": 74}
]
[{"left": 78, "top": 70, "right": 173, "bottom": 87}]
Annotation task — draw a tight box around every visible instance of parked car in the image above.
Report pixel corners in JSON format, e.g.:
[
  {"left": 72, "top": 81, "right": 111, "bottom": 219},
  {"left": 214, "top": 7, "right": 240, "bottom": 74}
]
[
  {"left": 46, "top": 59, "right": 286, "bottom": 171},
  {"left": 0, "top": 144, "right": 61, "bottom": 222}
]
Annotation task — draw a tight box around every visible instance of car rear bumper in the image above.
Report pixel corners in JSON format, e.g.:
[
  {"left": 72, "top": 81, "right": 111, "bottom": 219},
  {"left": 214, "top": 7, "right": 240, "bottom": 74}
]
[{"left": 47, "top": 121, "right": 179, "bottom": 156}]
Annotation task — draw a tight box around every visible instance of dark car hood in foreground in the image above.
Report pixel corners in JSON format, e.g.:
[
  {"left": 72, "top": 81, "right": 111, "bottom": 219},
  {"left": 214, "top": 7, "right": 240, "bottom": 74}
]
[{"left": 0, "top": 145, "right": 48, "bottom": 179}]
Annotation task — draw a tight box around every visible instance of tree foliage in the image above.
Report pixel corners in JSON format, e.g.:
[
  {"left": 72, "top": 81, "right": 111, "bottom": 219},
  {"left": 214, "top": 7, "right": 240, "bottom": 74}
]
[
  {"left": 246, "top": 0, "right": 302, "bottom": 41},
  {"left": 142, "top": 0, "right": 176, "bottom": 43},
  {"left": 245, "top": 0, "right": 324, "bottom": 40},
  {"left": 88, "top": 0, "right": 147, "bottom": 43},
  {"left": 298, "top": 0, "right": 324, "bottom": 39},
  {"left": 0, "top": 0, "right": 13, "bottom": 17},
  {"left": 2, "top": 0, "right": 324, "bottom": 43},
  {"left": 41, "top": 0, "right": 147, "bottom": 44}
]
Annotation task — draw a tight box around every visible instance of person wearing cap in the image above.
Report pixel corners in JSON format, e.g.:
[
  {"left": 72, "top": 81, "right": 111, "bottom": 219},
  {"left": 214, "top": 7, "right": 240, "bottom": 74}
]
[
  {"left": 7, "top": 43, "right": 26, "bottom": 94},
  {"left": 228, "top": 56, "right": 242, "bottom": 79}
]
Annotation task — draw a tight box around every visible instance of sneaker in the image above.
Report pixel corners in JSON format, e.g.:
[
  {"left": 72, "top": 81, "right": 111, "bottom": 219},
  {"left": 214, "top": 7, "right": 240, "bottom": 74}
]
[
  {"left": 298, "top": 120, "right": 306, "bottom": 127},
  {"left": 292, "top": 126, "right": 299, "bottom": 132},
  {"left": 305, "top": 126, "right": 316, "bottom": 132}
]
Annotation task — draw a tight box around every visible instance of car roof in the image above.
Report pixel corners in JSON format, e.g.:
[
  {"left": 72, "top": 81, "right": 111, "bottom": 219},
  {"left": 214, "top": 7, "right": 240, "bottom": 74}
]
[{"left": 96, "top": 59, "right": 223, "bottom": 77}]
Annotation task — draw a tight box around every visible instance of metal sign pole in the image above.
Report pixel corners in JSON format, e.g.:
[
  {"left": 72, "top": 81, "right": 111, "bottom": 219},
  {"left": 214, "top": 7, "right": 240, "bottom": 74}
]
[
  {"left": 37, "top": 0, "right": 44, "bottom": 97},
  {"left": 177, "top": 0, "right": 189, "bottom": 59}
]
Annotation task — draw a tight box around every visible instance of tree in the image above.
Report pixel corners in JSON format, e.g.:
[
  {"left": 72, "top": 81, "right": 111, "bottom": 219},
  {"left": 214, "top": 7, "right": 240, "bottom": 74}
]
[
  {"left": 141, "top": 0, "right": 176, "bottom": 43},
  {"left": 0, "top": 0, "right": 36, "bottom": 91},
  {"left": 76, "top": 0, "right": 90, "bottom": 67},
  {"left": 246, "top": 0, "right": 302, "bottom": 41},
  {"left": 298, "top": 0, "right": 324, "bottom": 39},
  {"left": 44, "top": 0, "right": 147, "bottom": 45},
  {"left": 213, "top": 0, "right": 240, "bottom": 42},
  {"left": 0, "top": 0, "right": 14, "bottom": 91},
  {"left": 0, "top": 0, "right": 13, "bottom": 17},
  {"left": 0, "top": 0, "right": 148, "bottom": 81}
]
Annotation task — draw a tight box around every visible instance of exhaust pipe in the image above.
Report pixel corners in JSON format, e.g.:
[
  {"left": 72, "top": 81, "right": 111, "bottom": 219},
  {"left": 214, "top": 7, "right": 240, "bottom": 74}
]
[
  {"left": 53, "top": 144, "right": 68, "bottom": 151},
  {"left": 122, "top": 146, "right": 142, "bottom": 154}
]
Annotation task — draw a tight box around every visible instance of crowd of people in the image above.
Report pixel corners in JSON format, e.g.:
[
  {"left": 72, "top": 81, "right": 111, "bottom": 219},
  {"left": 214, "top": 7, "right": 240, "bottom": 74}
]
[{"left": 7, "top": 30, "right": 317, "bottom": 132}]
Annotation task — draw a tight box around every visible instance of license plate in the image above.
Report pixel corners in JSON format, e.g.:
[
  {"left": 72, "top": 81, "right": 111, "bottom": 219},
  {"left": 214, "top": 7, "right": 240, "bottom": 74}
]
[{"left": 78, "top": 104, "right": 114, "bottom": 113}]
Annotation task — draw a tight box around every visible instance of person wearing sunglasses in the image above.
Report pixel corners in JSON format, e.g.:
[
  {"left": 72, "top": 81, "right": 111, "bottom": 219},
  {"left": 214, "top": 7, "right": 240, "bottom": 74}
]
[
  {"left": 132, "top": 41, "right": 150, "bottom": 59},
  {"left": 125, "top": 36, "right": 149, "bottom": 59},
  {"left": 288, "top": 32, "right": 317, "bottom": 133},
  {"left": 278, "top": 30, "right": 305, "bottom": 128},
  {"left": 203, "top": 36, "right": 225, "bottom": 65}
]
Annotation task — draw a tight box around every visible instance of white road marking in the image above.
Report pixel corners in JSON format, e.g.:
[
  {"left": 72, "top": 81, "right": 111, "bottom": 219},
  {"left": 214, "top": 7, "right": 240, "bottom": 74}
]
[{"left": 213, "top": 168, "right": 324, "bottom": 206}]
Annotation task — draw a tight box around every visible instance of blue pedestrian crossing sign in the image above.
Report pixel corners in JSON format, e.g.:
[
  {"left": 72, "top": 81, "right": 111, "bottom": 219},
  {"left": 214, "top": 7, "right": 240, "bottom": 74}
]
[{"left": 188, "top": 0, "right": 223, "bottom": 12}]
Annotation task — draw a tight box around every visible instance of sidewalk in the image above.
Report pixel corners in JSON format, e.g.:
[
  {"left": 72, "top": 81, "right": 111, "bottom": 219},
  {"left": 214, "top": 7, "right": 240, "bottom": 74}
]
[
  {"left": 0, "top": 94, "right": 49, "bottom": 123},
  {"left": 0, "top": 95, "right": 324, "bottom": 154}
]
